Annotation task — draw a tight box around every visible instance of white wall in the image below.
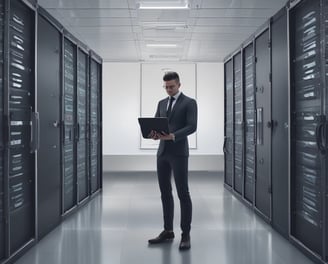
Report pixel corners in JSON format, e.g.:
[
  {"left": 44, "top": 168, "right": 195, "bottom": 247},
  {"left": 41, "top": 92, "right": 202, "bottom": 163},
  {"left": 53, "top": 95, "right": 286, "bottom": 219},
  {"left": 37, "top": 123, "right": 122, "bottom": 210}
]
[
  {"left": 103, "top": 63, "right": 142, "bottom": 155},
  {"left": 194, "top": 63, "right": 224, "bottom": 155},
  {"left": 102, "top": 62, "right": 224, "bottom": 170}
]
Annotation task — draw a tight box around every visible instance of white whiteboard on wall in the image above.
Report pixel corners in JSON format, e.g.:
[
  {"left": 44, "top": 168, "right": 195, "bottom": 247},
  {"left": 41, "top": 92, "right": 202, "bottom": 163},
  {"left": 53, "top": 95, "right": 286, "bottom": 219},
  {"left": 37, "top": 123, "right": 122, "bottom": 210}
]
[{"left": 140, "top": 63, "right": 197, "bottom": 149}]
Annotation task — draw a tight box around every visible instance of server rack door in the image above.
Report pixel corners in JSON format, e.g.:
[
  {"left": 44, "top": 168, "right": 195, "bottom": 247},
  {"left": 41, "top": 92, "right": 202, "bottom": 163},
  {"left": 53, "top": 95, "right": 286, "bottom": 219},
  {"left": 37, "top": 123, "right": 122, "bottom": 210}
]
[
  {"left": 325, "top": 2, "right": 328, "bottom": 260},
  {"left": 243, "top": 43, "right": 255, "bottom": 203},
  {"left": 0, "top": 0, "right": 4, "bottom": 260},
  {"left": 37, "top": 15, "right": 61, "bottom": 239},
  {"left": 77, "top": 49, "right": 88, "bottom": 202},
  {"left": 290, "top": 0, "right": 323, "bottom": 255},
  {"left": 271, "top": 10, "right": 289, "bottom": 237},
  {"left": 90, "top": 59, "right": 100, "bottom": 193},
  {"left": 224, "top": 60, "right": 233, "bottom": 187},
  {"left": 63, "top": 39, "right": 77, "bottom": 212},
  {"left": 99, "top": 63, "right": 103, "bottom": 189},
  {"left": 255, "top": 29, "right": 271, "bottom": 219},
  {"left": 233, "top": 53, "right": 243, "bottom": 195},
  {"left": 8, "top": 0, "right": 35, "bottom": 253}
]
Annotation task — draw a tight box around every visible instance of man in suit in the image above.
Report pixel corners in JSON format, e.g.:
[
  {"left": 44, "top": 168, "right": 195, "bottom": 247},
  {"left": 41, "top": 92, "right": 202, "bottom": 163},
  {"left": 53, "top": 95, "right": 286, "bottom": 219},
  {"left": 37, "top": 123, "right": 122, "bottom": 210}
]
[{"left": 148, "top": 72, "right": 197, "bottom": 250}]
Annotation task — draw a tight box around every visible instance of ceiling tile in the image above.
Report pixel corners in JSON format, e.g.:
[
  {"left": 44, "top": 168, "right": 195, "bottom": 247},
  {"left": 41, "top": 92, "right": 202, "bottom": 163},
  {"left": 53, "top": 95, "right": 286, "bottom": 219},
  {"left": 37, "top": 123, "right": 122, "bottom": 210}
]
[{"left": 39, "top": 0, "right": 289, "bottom": 62}]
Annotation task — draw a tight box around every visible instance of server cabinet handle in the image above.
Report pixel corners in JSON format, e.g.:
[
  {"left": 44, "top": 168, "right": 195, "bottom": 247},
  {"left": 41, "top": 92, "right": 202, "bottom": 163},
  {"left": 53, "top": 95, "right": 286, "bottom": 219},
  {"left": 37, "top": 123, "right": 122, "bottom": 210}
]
[
  {"left": 256, "top": 108, "right": 263, "bottom": 145},
  {"left": 53, "top": 120, "right": 60, "bottom": 128},
  {"left": 77, "top": 123, "right": 80, "bottom": 141},
  {"left": 223, "top": 137, "right": 228, "bottom": 153},
  {"left": 323, "top": 122, "right": 328, "bottom": 153},
  {"left": 69, "top": 128, "right": 73, "bottom": 142},
  {"left": 61, "top": 121, "right": 65, "bottom": 144},
  {"left": 30, "top": 112, "right": 40, "bottom": 153},
  {"left": 316, "top": 120, "right": 326, "bottom": 155},
  {"left": 37, "top": 113, "right": 40, "bottom": 150}
]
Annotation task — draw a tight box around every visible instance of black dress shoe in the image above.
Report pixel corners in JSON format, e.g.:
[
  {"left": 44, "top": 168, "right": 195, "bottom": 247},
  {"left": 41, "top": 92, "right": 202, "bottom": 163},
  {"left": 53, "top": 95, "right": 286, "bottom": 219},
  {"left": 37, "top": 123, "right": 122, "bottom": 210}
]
[
  {"left": 179, "top": 234, "right": 191, "bottom": 250},
  {"left": 148, "top": 230, "right": 175, "bottom": 244}
]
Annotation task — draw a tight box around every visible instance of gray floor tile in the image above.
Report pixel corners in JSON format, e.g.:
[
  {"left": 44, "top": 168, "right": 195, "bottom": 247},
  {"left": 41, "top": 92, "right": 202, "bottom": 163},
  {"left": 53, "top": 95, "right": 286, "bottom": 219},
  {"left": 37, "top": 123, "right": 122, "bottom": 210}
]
[{"left": 14, "top": 171, "right": 314, "bottom": 264}]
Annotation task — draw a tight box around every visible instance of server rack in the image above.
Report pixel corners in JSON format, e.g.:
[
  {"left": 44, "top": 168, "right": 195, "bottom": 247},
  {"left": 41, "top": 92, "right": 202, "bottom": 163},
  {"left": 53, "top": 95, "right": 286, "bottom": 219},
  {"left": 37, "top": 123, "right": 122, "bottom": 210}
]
[
  {"left": 289, "top": 0, "right": 328, "bottom": 262},
  {"left": 223, "top": 0, "right": 328, "bottom": 263},
  {"left": 89, "top": 52, "right": 102, "bottom": 194},
  {"left": 223, "top": 5, "right": 290, "bottom": 250},
  {"left": 77, "top": 45, "right": 89, "bottom": 203},
  {"left": 0, "top": 0, "right": 4, "bottom": 260},
  {"left": 271, "top": 8, "right": 289, "bottom": 238},
  {"left": 223, "top": 59, "right": 234, "bottom": 188},
  {"left": 254, "top": 26, "right": 272, "bottom": 221},
  {"left": 233, "top": 52, "right": 243, "bottom": 196},
  {"left": 62, "top": 33, "right": 77, "bottom": 213},
  {"left": 6, "top": 0, "right": 37, "bottom": 255},
  {"left": 243, "top": 41, "right": 256, "bottom": 204},
  {"left": 36, "top": 7, "right": 62, "bottom": 239},
  {"left": 0, "top": 1, "right": 103, "bottom": 263}
]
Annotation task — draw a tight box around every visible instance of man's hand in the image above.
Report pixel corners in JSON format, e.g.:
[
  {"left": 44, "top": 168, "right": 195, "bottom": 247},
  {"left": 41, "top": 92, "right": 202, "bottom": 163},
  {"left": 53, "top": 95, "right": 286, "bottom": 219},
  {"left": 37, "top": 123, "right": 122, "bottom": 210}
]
[
  {"left": 158, "top": 132, "right": 175, "bottom": 141},
  {"left": 148, "top": 130, "right": 160, "bottom": 140},
  {"left": 148, "top": 131, "right": 175, "bottom": 141}
]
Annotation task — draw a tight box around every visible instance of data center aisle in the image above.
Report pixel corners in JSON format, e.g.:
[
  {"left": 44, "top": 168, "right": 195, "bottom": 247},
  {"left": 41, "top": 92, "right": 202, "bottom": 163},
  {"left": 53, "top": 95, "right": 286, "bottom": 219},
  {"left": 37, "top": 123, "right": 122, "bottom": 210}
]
[{"left": 15, "top": 172, "right": 313, "bottom": 264}]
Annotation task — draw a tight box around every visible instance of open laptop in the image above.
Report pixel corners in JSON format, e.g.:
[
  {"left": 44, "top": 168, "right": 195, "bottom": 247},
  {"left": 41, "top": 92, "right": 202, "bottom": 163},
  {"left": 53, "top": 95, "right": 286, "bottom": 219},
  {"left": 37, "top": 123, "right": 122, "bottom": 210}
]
[{"left": 138, "top": 117, "right": 169, "bottom": 139}]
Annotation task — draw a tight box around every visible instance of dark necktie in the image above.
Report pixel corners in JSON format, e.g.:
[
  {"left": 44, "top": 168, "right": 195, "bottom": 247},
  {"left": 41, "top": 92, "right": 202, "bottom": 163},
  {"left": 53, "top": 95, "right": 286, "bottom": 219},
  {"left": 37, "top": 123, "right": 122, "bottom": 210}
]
[{"left": 166, "top": 96, "right": 175, "bottom": 117}]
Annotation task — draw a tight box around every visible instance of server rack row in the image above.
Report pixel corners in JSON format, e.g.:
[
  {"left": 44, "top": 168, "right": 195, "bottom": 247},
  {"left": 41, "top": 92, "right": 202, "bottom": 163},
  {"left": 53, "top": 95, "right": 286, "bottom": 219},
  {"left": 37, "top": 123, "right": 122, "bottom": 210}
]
[
  {"left": 224, "top": 11, "right": 288, "bottom": 226},
  {"left": 224, "top": 0, "right": 328, "bottom": 263},
  {"left": 289, "top": 0, "right": 327, "bottom": 261},
  {"left": 0, "top": 1, "right": 103, "bottom": 263}
]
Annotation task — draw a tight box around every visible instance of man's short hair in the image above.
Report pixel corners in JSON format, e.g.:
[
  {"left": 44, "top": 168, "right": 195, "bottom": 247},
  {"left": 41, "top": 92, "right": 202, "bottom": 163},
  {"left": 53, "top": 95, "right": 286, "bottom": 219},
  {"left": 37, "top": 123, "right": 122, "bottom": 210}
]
[{"left": 163, "top": 71, "right": 180, "bottom": 83}]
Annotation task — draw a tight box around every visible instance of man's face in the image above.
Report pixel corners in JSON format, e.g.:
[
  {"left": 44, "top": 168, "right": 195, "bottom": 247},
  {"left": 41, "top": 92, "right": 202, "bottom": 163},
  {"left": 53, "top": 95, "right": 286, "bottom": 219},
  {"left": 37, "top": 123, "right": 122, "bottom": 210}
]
[{"left": 164, "top": 79, "right": 180, "bottom": 97}]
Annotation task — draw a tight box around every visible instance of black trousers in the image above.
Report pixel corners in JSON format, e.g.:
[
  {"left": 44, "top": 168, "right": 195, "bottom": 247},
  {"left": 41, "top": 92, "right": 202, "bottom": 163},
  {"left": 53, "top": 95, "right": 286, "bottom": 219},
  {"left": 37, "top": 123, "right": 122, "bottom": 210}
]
[{"left": 157, "top": 154, "right": 192, "bottom": 235}]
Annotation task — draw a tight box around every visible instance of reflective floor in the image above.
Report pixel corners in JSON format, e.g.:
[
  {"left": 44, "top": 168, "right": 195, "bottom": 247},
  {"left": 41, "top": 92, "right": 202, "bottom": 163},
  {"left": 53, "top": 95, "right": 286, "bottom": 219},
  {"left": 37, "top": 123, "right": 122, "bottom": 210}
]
[{"left": 15, "top": 172, "right": 314, "bottom": 264}]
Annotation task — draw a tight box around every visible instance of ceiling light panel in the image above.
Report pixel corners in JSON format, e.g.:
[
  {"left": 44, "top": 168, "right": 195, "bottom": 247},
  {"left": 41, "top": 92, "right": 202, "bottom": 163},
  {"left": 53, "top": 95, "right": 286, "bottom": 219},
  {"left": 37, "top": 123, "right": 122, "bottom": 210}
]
[
  {"left": 55, "top": 8, "right": 132, "bottom": 19},
  {"left": 200, "top": 0, "right": 287, "bottom": 9},
  {"left": 196, "top": 17, "right": 266, "bottom": 27},
  {"left": 137, "top": 0, "right": 190, "bottom": 9},
  {"left": 142, "top": 21, "right": 188, "bottom": 31},
  {"left": 192, "top": 8, "right": 276, "bottom": 18},
  {"left": 146, "top": 43, "right": 178, "bottom": 48},
  {"left": 39, "top": 0, "right": 128, "bottom": 8}
]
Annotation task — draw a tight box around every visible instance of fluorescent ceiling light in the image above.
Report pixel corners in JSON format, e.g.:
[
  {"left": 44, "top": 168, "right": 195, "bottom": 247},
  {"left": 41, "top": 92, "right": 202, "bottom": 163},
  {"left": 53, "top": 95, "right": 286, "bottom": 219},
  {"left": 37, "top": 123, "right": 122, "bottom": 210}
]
[
  {"left": 142, "top": 22, "right": 188, "bottom": 29},
  {"left": 149, "top": 55, "right": 180, "bottom": 61},
  {"left": 137, "top": 0, "right": 189, "bottom": 10},
  {"left": 146, "top": 43, "right": 178, "bottom": 48},
  {"left": 139, "top": 5, "right": 189, "bottom": 9}
]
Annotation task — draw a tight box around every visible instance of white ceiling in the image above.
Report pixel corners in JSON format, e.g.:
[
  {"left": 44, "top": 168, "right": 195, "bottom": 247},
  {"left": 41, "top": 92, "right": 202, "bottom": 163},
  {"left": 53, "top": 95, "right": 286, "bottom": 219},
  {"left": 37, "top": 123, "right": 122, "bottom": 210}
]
[{"left": 38, "top": 0, "right": 288, "bottom": 62}]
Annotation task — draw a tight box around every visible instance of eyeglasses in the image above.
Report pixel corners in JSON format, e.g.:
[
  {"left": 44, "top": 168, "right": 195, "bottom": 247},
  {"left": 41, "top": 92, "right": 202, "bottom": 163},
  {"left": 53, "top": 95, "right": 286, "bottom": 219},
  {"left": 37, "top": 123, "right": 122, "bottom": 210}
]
[{"left": 163, "top": 85, "right": 177, "bottom": 90}]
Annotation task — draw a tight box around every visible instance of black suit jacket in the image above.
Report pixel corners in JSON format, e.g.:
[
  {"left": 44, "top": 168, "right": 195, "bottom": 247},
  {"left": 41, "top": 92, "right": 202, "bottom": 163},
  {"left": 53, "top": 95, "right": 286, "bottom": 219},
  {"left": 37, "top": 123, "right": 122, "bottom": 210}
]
[{"left": 155, "top": 93, "right": 197, "bottom": 157}]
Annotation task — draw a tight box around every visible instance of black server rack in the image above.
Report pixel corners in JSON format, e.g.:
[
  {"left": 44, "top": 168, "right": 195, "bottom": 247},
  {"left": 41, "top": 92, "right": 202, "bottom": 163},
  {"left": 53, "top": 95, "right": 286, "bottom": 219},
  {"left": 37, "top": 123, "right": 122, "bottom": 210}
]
[
  {"left": 271, "top": 9, "right": 289, "bottom": 238},
  {"left": 254, "top": 28, "right": 272, "bottom": 221},
  {"left": 6, "top": 0, "right": 36, "bottom": 254},
  {"left": 224, "top": 5, "right": 290, "bottom": 249},
  {"left": 289, "top": 0, "right": 327, "bottom": 261},
  {"left": 77, "top": 47, "right": 89, "bottom": 203},
  {"left": 233, "top": 53, "right": 243, "bottom": 195},
  {"left": 89, "top": 54, "right": 102, "bottom": 194},
  {"left": 37, "top": 9, "right": 62, "bottom": 239},
  {"left": 0, "top": 0, "right": 4, "bottom": 260},
  {"left": 62, "top": 35, "right": 77, "bottom": 213},
  {"left": 223, "top": 59, "right": 233, "bottom": 188},
  {"left": 223, "top": 0, "right": 328, "bottom": 262},
  {"left": 243, "top": 42, "right": 255, "bottom": 204},
  {"left": 0, "top": 1, "right": 103, "bottom": 263}
]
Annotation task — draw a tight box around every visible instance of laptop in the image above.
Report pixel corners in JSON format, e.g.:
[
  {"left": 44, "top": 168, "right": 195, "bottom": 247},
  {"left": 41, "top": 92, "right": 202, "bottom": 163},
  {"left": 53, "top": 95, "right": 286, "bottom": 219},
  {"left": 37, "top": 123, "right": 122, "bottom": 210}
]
[{"left": 138, "top": 117, "right": 169, "bottom": 139}]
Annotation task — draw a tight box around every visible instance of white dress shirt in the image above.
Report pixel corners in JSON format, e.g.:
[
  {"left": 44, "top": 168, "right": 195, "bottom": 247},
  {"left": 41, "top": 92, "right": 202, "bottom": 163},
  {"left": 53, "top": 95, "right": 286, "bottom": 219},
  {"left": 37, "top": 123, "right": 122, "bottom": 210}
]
[{"left": 166, "top": 91, "right": 181, "bottom": 110}]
